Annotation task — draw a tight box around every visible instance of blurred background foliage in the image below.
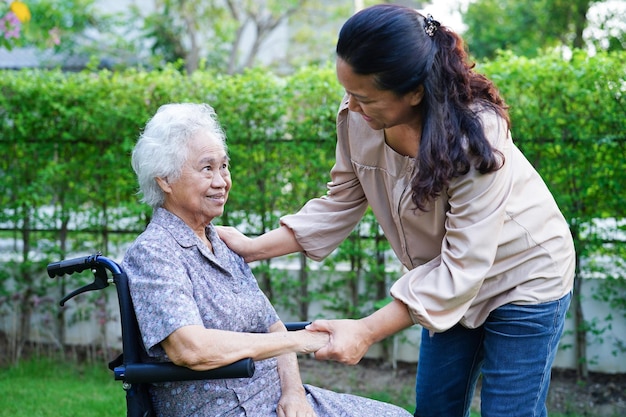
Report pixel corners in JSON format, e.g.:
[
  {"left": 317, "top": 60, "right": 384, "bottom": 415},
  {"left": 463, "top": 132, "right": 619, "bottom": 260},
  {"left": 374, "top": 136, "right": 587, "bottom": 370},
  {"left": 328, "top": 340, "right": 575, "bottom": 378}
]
[
  {"left": 1, "top": 0, "right": 625, "bottom": 376},
  {"left": 2, "top": 0, "right": 624, "bottom": 72}
]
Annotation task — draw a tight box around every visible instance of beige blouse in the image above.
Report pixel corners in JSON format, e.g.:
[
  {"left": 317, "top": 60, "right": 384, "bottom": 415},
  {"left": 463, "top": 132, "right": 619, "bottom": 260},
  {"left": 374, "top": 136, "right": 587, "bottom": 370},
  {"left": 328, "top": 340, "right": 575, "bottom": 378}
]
[{"left": 281, "top": 97, "right": 575, "bottom": 332}]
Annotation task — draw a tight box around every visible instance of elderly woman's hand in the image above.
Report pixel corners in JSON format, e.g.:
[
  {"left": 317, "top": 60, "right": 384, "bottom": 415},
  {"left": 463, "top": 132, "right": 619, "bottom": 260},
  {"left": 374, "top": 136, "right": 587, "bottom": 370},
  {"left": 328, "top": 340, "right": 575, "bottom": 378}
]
[
  {"left": 277, "top": 387, "right": 317, "bottom": 417},
  {"left": 297, "top": 329, "right": 330, "bottom": 354}
]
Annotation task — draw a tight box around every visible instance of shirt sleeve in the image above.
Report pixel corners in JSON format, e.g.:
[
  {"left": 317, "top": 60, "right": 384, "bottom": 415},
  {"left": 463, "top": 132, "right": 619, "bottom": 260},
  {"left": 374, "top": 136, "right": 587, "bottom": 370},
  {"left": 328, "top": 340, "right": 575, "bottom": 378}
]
[
  {"left": 280, "top": 102, "right": 369, "bottom": 261},
  {"left": 123, "top": 238, "right": 203, "bottom": 356},
  {"left": 390, "top": 111, "right": 513, "bottom": 332}
]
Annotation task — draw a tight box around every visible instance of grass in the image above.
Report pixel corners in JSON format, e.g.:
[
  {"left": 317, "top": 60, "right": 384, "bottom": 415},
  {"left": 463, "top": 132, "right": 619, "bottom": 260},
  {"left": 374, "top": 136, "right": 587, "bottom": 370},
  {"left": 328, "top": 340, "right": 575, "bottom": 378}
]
[
  {"left": 0, "top": 358, "right": 589, "bottom": 417},
  {"left": 3, "top": 358, "right": 422, "bottom": 416},
  {"left": 0, "top": 358, "right": 125, "bottom": 417}
]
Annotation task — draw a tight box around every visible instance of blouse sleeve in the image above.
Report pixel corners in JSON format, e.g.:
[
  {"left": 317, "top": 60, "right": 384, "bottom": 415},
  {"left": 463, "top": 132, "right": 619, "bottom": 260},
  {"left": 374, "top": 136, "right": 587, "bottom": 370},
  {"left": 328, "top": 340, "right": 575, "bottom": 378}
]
[
  {"left": 280, "top": 102, "right": 369, "bottom": 261},
  {"left": 390, "top": 111, "right": 513, "bottom": 332},
  {"left": 123, "top": 239, "right": 203, "bottom": 356}
]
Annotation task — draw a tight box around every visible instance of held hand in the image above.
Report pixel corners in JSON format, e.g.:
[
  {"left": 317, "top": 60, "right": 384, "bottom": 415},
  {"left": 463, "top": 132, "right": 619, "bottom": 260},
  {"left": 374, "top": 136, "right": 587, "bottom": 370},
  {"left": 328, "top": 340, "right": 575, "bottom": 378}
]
[
  {"left": 306, "top": 319, "right": 373, "bottom": 365},
  {"left": 296, "top": 329, "right": 330, "bottom": 354},
  {"left": 277, "top": 388, "right": 316, "bottom": 417}
]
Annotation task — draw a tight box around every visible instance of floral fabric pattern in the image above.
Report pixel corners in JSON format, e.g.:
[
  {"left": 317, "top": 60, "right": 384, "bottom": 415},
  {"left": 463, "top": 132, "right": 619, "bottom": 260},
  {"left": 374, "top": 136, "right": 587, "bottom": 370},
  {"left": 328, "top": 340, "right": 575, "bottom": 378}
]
[{"left": 123, "top": 208, "right": 412, "bottom": 417}]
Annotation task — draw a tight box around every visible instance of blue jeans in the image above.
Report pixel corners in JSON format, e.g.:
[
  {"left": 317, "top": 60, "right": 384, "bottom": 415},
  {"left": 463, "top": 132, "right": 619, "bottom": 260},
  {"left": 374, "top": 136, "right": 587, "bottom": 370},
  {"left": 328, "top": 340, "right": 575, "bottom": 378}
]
[{"left": 414, "top": 292, "right": 571, "bottom": 417}]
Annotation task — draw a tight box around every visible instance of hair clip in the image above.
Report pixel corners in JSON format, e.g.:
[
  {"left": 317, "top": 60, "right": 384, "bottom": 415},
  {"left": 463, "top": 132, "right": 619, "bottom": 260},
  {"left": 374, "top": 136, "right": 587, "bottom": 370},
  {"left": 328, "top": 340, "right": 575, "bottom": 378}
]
[{"left": 424, "top": 14, "right": 440, "bottom": 38}]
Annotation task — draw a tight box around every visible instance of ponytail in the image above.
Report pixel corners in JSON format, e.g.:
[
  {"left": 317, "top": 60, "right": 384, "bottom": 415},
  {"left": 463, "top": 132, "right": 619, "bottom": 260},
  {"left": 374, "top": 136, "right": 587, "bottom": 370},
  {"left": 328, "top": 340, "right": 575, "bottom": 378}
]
[
  {"left": 337, "top": 5, "right": 509, "bottom": 211},
  {"left": 412, "top": 17, "right": 508, "bottom": 210}
]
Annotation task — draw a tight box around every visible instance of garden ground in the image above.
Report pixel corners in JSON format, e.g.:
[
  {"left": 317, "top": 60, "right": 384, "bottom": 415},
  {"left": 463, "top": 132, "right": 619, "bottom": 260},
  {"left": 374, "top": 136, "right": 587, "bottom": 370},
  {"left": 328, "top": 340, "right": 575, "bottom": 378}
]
[
  {"left": 298, "top": 356, "right": 626, "bottom": 417},
  {"left": 1, "top": 335, "right": 625, "bottom": 416}
]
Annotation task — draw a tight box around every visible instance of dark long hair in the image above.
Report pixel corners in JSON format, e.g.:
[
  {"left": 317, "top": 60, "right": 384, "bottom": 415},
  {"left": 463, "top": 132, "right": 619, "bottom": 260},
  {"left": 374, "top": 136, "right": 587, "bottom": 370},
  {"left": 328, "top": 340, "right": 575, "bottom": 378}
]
[{"left": 336, "top": 5, "right": 509, "bottom": 210}]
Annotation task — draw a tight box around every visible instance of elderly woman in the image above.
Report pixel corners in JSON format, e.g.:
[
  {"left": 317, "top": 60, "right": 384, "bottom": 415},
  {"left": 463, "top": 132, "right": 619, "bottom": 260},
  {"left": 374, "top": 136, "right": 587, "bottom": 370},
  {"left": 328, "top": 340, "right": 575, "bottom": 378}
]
[{"left": 122, "top": 103, "right": 412, "bottom": 417}]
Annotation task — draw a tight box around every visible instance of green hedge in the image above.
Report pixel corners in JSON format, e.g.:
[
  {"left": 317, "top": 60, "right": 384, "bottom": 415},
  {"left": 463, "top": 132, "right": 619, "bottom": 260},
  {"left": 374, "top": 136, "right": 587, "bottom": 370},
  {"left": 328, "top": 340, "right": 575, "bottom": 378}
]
[
  {"left": 0, "top": 64, "right": 341, "bottom": 239},
  {"left": 3, "top": 52, "right": 623, "bottom": 244},
  {"left": 481, "top": 50, "right": 626, "bottom": 221},
  {"left": 1, "top": 51, "right": 624, "bottom": 366}
]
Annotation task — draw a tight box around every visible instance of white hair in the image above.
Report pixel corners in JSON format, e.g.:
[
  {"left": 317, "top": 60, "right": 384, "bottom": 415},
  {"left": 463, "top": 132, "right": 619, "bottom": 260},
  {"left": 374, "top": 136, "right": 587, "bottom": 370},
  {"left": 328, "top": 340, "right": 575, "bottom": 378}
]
[{"left": 131, "top": 103, "right": 227, "bottom": 209}]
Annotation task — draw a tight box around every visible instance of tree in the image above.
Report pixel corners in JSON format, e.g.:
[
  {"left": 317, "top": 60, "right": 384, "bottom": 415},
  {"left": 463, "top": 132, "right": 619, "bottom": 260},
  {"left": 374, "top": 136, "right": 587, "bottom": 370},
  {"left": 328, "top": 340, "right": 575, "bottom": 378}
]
[
  {"left": 6, "top": 1, "right": 428, "bottom": 73},
  {"left": 223, "top": 0, "right": 306, "bottom": 73},
  {"left": 135, "top": 0, "right": 312, "bottom": 74},
  {"left": 460, "top": 0, "right": 621, "bottom": 59},
  {"left": 134, "top": 0, "right": 428, "bottom": 74}
]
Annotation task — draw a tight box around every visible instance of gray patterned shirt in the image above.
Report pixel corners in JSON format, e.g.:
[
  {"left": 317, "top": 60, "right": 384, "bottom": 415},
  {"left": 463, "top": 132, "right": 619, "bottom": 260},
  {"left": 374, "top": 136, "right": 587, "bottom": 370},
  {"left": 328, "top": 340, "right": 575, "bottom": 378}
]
[{"left": 123, "top": 208, "right": 412, "bottom": 417}]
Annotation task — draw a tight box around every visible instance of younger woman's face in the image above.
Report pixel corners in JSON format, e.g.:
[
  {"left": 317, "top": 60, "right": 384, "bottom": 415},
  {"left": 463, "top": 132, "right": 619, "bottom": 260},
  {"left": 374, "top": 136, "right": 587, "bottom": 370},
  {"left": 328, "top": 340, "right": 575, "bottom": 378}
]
[{"left": 336, "top": 58, "right": 423, "bottom": 131}]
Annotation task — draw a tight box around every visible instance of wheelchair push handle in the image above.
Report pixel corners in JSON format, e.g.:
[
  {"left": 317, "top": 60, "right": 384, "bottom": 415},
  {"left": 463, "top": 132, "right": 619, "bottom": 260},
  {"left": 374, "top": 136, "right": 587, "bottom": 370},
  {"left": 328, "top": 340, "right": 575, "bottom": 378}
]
[
  {"left": 47, "top": 253, "right": 117, "bottom": 306},
  {"left": 47, "top": 253, "right": 102, "bottom": 278}
]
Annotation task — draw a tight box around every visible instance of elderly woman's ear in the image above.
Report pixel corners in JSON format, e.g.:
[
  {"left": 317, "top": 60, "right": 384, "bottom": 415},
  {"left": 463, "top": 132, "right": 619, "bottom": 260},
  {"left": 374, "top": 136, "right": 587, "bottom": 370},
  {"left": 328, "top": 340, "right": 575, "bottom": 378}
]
[{"left": 156, "top": 177, "right": 172, "bottom": 193}]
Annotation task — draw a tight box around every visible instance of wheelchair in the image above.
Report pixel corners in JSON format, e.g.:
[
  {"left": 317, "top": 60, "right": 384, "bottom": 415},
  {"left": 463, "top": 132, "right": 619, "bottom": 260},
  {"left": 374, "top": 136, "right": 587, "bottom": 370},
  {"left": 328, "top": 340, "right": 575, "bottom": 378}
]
[{"left": 47, "top": 253, "right": 309, "bottom": 417}]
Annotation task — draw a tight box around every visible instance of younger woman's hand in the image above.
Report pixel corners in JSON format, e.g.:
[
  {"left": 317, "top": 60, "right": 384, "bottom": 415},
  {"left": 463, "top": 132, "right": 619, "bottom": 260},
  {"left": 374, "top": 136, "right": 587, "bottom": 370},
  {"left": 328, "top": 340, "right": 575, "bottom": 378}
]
[
  {"left": 306, "top": 319, "right": 373, "bottom": 365},
  {"left": 215, "top": 226, "right": 252, "bottom": 257}
]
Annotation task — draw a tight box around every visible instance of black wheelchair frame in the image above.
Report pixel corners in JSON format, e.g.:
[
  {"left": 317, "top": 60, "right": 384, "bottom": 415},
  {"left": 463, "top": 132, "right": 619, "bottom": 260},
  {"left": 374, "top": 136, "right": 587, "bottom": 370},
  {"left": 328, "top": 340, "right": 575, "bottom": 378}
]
[{"left": 47, "top": 253, "right": 309, "bottom": 417}]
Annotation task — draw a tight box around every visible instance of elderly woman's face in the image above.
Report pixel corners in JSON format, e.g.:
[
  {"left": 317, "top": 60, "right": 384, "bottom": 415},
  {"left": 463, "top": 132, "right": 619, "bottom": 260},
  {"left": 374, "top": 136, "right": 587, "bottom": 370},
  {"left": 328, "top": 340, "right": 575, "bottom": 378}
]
[{"left": 161, "top": 132, "right": 231, "bottom": 227}]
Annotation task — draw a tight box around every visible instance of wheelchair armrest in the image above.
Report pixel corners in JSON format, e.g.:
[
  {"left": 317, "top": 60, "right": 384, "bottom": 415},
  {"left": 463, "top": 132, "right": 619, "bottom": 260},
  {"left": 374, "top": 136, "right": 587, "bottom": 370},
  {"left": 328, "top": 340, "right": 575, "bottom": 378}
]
[
  {"left": 284, "top": 321, "right": 311, "bottom": 331},
  {"left": 114, "top": 358, "right": 255, "bottom": 384},
  {"left": 114, "top": 323, "right": 308, "bottom": 383}
]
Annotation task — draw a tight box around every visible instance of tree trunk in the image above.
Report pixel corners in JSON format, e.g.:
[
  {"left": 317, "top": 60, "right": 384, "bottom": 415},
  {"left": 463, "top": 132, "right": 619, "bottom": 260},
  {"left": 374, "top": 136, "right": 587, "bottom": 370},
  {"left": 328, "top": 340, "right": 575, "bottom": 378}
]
[
  {"left": 572, "top": 0, "right": 591, "bottom": 49},
  {"left": 571, "top": 224, "right": 588, "bottom": 380},
  {"left": 299, "top": 253, "right": 309, "bottom": 321},
  {"left": 56, "top": 215, "right": 69, "bottom": 356},
  {"left": 573, "top": 273, "right": 588, "bottom": 379},
  {"left": 16, "top": 204, "right": 33, "bottom": 363}
]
